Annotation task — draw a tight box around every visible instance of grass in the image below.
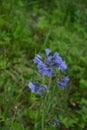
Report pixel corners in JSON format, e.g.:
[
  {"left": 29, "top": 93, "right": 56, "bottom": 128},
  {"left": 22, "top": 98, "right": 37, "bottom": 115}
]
[{"left": 0, "top": 0, "right": 87, "bottom": 130}]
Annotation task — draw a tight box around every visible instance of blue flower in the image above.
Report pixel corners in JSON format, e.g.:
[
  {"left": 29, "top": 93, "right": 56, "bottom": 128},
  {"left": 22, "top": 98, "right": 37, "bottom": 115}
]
[
  {"left": 57, "top": 76, "right": 69, "bottom": 88},
  {"left": 52, "top": 52, "right": 67, "bottom": 71},
  {"left": 37, "top": 62, "right": 52, "bottom": 77},
  {"left": 45, "top": 48, "right": 51, "bottom": 56},
  {"left": 45, "top": 52, "right": 67, "bottom": 71},
  {"left": 28, "top": 82, "right": 47, "bottom": 94},
  {"left": 53, "top": 52, "right": 62, "bottom": 64},
  {"left": 58, "top": 61, "right": 67, "bottom": 72},
  {"left": 33, "top": 54, "right": 42, "bottom": 64},
  {"left": 33, "top": 49, "right": 68, "bottom": 77},
  {"left": 45, "top": 56, "right": 53, "bottom": 67},
  {"left": 28, "top": 82, "right": 39, "bottom": 93}
]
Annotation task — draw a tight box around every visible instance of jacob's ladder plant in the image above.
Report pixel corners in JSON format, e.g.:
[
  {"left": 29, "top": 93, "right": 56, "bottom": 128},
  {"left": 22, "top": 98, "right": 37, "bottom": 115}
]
[{"left": 28, "top": 48, "right": 69, "bottom": 130}]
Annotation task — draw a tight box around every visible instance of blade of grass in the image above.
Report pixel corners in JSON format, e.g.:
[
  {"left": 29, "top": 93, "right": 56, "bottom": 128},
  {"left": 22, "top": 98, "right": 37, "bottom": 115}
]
[
  {"left": 4, "top": 81, "right": 17, "bottom": 119},
  {"left": 39, "top": 27, "right": 51, "bottom": 53}
]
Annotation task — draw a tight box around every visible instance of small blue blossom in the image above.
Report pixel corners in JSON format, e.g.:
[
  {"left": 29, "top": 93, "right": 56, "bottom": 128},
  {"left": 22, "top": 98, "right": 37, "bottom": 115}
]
[
  {"left": 28, "top": 82, "right": 39, "bottom": 93},
  {"left": 37, "top": 85, "right": 47, "bottom": 94},
  {"left": 45, "top": 48, "right": 51, "bottom": 56},
  {"left": 53, "top": 52, "right": 62, "bottom": 64},
  {"left": 33, "top": 54, "right": 42, "bottom": 64},
  {"left": 45, "top": 56, "right": 54, "bottom": 68},
  {"left": 58, "top": 61, "right": 67, "bottom": 72},
  {"left": 57, "top": 76, "right": 69, "bottom": 88},
  {"left": 37, "top": 62, "right": 52, "bottom": 77},
  {"left": 28, "top": 82, "right": 47, "bottom": 94},
  {"left": 52, "top": 52, "right": 67, "bottom": 71}
]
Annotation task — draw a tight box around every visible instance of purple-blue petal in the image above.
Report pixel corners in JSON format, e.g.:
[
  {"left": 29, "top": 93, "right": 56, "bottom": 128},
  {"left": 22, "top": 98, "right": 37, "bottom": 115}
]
[
  {"left": 28, "top": 82, "right": 39, "bottom": 93},
  {"left": 45, "top": 56, "right": 53, "bottom": 66},
  {"left": 33, "top": 54, "right": 42, "bottom": 64},
  {"left": 45, "top": 68, "right": 52, "bottom": 77},
  {"left": 58, "top": 61, "right": 67, "bottom": 72},
  {"left": 53, "top": 52, "right": 67, "bottom": 71},
  {"left": 37, "top": 62, "right": 46, "bottom": 75},
  {"left": 53, "top": 52, "right": 62, "bottom": 65},
  {"left": 37, "top": 62, "right": 52, "bottom": 77},
  {"left": 37, "top": 85, "right": 47, "bottom": 94},
  {"left": 58, "top": 76, "right": 69, "bottom": 88},
  {"left": 28, "top": 82, "right": 47, "bottom": 94},
  {"left": 45, "top": 48, "right": 51, "bottom": 56}
]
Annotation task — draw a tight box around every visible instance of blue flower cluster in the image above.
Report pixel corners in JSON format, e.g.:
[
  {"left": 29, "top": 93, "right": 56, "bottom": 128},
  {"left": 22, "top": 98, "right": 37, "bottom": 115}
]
[
  {"left": 33, "top": 49, "right": 67, "bottom": 77},
  {"left": 28, "top": 49, "right": 69, "bottom": 94},
  {"left": 28, "top": 82, "right": 47, "bottom": 94}
]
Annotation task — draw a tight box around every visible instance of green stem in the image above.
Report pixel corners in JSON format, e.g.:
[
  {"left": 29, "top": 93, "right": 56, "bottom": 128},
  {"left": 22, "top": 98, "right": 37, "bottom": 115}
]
[
  {"left": 47, "top": 77, "right": 52, "bottom": 101},
  {"left": 41, "top": 76, "right": 45, "bottom": 130},
  {"left": 42, "top": 77, "right": 52, "bottom": 129},
  {"left": 41, "top": 77, "right": 52, "bottom": 130},
  {"left": 42, "top": 99, "right": 44, "bottom": 130}
]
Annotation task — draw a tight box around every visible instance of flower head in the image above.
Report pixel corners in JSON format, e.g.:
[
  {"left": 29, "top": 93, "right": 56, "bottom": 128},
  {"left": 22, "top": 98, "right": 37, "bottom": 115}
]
[
  {"left": 37, "top": 62, "right": 52, "bottom": 77},
  {"left": 45, "top": 48, "right": 51, "bottom": 56},
  {"left": 33, "top": 54, "right": 42, "bottom": 64},
  {"left": 28, "top": 82, "right": 47, "bottom": 94},
  {"left": 52, "top": 52, "right": 67, "bottom": 71},
  {"left": 33, "top": 49, "right": 68, "bottom": 77},
  {"left": 57, "top": 76, "right": 69, "bottom": 88},
  {"left": 58, "top": 61, "right": 67, "bottom": 72}
]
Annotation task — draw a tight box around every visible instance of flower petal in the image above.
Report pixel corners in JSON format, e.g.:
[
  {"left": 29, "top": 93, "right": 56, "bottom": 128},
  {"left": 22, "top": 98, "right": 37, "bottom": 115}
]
[
  {"left": 33, "top": 54, "right": 42, "bottom": 64},
  {"left": 57, "top": 76, "right": 69, "bottom": 88},
  {"left": 45, "top": 48, "right": 51, "bottom": 56},
  {"left": 28, "top": 82, "right": 39, "bottom": 93}
]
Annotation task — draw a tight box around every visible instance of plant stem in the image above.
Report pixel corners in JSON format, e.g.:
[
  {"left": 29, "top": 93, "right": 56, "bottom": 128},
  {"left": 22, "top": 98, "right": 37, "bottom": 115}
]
[
  {"left": 42, "top": 99, "right": 44, "bottom": 130},
  {"left": 41, "top": 77, "right": 52, "bottom": 130},
  {"left": 41, "top": 76, "right": 45, "bottom": 130}
]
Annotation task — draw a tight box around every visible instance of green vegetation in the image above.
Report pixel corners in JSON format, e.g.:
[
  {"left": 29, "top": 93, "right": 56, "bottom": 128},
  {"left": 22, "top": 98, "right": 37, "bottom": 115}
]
[{"left": 0, "top": 0, "right": 87, "bottom": 130}]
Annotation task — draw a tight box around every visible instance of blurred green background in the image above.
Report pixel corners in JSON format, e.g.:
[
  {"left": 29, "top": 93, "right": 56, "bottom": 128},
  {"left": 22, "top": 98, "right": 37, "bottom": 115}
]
[{"left": 0, "top": 0, "right": 87, "bottom": 130}]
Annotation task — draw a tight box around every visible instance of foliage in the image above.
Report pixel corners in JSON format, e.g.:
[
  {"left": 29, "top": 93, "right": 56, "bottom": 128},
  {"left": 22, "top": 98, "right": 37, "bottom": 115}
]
[{"left": 0, "top": 0, "right": 87, "bottom": 130}]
